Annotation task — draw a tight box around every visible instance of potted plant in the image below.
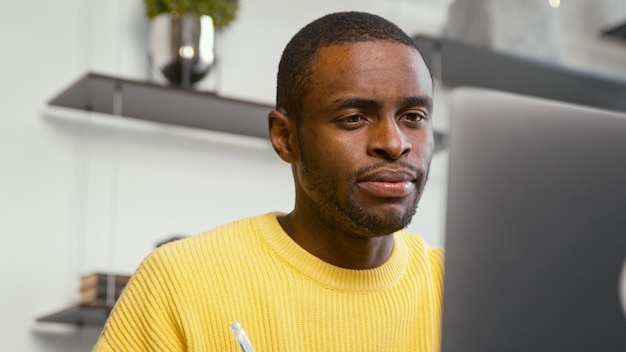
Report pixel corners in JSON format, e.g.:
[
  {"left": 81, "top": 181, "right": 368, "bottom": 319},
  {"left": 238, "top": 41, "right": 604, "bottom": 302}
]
[
  {"left": 144, "top": 0, "right": 239, "bottom": 30},
  {"left": 144, "top": 0, "right": 239, "bottom": 88}
]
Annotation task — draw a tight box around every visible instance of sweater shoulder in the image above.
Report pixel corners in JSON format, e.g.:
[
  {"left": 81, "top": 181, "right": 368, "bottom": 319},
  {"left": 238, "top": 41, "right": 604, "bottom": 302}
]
[
  {"left": 155, "top": 213, "right": 274, "bottom": 255},
  {"left": 141, "top": 213, "right": 278, "bottom": 276},
  {"left": 397, "top": 230, "right": 444, "bottom": 271},
  {"left": 397, "top": 230, "right": 442, "bottom": 254}
]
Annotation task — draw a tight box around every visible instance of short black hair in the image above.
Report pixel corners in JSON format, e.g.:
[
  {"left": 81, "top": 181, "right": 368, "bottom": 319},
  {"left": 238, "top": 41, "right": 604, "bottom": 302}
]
[{"left": 276, "top": 11, "right": 422, "bottom": 122}]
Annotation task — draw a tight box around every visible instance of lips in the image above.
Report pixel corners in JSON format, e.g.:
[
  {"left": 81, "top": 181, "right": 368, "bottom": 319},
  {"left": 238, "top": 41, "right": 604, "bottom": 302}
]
[{"left": 357, "top": 169, "right": 417, "bottom": 198}]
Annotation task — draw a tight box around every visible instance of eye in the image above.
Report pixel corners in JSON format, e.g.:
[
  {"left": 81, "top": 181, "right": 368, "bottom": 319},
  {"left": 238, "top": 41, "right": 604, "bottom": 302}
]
[
  {"left": 400, "top": 111, "right": 428, "bottom": 127},
  {"left": 336, "top": 114, "right": 369, "bottom": 129},
  {"left": 343, "top": 115, "right": 363, "bottom": 123}
]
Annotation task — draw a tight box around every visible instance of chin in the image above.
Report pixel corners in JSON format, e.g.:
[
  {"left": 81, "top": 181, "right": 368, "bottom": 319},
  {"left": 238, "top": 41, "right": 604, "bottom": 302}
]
[{"left": 346, "top": 206, "right": 416, "bottom": 238}]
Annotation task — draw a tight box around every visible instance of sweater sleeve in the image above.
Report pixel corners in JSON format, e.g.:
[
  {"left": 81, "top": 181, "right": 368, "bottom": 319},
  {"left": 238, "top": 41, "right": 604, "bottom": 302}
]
[
  {"left": 428, "top": 247, "right": 445, "bottom": 350},
  {"left": 428, "top": 247, "right": 445, "bottom": 299},
  {"left": 92, "top": 247, "right": 186, "bottom": 351}
]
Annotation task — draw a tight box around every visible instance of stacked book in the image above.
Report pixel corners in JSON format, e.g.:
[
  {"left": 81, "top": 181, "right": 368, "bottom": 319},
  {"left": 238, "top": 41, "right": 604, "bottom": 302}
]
[{"left": 79, "top": 272, "right": 131, "bottom": 308}]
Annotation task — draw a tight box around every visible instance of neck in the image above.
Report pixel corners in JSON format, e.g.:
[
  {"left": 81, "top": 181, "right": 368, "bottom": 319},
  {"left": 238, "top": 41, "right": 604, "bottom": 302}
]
[{"left": 277, "top": 211, "right": 395, "bottom": 269}]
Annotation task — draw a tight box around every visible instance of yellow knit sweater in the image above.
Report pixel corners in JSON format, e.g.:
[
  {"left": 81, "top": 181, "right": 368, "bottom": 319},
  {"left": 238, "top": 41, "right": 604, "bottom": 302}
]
[{"left": 93, "top": 213, "right": 444, "bottom": 351}]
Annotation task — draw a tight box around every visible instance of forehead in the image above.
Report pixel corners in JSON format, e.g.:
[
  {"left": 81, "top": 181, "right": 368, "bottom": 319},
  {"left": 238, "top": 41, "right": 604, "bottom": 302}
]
[{"left": 308, "top": 41, "right": 433, "bottom": 96}]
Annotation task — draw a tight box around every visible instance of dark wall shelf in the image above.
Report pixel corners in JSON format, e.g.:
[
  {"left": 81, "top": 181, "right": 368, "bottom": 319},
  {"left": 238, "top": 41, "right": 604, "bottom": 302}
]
[
  {"left": 37, "top": 305, "right": 111, "bottom": 327},
  {"left": 48, "top": 72, "right": 447, "bottom": 152},
  {"left": 48, "top": 72, "right": 274, "bottom": 139},
  {"left": 602, "top": 20, "right": 626, "bottom": 42},
  {"left": 413, "top": 35, "right": 626, "bottom": 114}
]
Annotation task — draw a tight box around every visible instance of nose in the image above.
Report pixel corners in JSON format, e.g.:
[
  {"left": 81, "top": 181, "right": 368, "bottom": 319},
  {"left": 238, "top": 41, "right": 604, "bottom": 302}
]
[{"left": 368, "top": 118, "right": 412, "bottom": 160}]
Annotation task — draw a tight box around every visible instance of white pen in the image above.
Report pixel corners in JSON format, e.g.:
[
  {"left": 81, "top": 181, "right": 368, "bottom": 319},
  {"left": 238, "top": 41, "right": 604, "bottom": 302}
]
[{"left": 230, "top": 321, "right": 256, "bottom": 352}]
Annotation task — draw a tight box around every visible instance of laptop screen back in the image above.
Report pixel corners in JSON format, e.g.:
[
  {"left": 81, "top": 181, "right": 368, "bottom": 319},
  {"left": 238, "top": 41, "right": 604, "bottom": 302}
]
[{"left": 442, "top": 88, "right": 626, "bottom": 352}]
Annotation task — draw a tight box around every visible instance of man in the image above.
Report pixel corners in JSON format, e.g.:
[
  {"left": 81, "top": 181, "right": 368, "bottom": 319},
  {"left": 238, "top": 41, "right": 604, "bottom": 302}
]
[{"left": 94, "top": 11, "right": 442, "bottom": 351}]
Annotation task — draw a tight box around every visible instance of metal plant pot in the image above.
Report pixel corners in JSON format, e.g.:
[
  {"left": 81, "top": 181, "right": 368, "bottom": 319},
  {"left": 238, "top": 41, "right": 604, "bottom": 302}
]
[{"left": 150, "top": 12, "right": 215, "bottom": 88}]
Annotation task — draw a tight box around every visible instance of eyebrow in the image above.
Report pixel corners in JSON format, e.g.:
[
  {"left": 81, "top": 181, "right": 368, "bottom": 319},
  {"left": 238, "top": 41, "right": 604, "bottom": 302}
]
[
  {"left": 330, "top": 98, "right": 382, "bottom": 111},
  {"left": 401, "top": 96, "right": 433, "bottom": 111},
  {"left": 330, "top": 96, "right": 433, "bottom": 112}
]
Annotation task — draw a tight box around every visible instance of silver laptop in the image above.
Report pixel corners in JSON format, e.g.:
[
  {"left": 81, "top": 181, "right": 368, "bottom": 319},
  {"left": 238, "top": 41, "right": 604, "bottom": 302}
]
[{"left": 441, "top": 88, "right": 626, "bottom": 351}]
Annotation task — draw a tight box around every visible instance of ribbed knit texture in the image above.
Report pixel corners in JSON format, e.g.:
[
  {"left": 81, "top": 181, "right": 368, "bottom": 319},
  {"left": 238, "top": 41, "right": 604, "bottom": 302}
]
[{"left": 93, "top": 213, "right": 444, "bottom": 351}]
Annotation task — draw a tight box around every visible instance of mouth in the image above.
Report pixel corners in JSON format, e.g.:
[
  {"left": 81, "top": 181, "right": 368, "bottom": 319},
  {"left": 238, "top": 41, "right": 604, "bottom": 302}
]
[{"left": 356, "top": 168, "right": 418, "bottom": 198}]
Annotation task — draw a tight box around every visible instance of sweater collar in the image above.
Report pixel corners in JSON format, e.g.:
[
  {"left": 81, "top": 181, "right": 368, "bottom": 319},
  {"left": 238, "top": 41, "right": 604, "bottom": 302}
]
[{"left": 255, "top": 212, "right": 409, "bottom": 292}]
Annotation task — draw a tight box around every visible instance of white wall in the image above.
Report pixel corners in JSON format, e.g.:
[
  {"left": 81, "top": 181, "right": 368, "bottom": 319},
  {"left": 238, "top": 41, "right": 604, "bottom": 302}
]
[
  {"left": 0, "top": 1, "right": 451, "bottom": 350},
  {"left": 1, "top": 0, "right": 624, "bottom": 350}
]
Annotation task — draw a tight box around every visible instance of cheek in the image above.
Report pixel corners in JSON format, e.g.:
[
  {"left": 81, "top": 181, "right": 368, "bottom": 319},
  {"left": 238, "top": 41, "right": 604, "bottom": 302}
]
[
  {"left": 300, "top": 134, "right": 354, "bottom": 178},
  {"left": 412, "top": 132, "right": 435, "bottom": 162},
  {"left": 302, "top": 124, "right": 354, "bottom": 158},
  {"left": 319, "top": 136, "right": 361, "bottom": 173}
]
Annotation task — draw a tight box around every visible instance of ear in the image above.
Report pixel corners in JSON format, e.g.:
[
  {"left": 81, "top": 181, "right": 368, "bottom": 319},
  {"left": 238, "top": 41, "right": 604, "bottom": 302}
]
[{"left": 268, "top": 109, "right": 297, "bottom": 163}]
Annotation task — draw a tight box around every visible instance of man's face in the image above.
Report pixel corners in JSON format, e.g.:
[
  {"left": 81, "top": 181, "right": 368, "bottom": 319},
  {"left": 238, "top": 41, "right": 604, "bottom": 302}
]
[{"left": 292, "top": 41, "right": 434, "bottom": 238}]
